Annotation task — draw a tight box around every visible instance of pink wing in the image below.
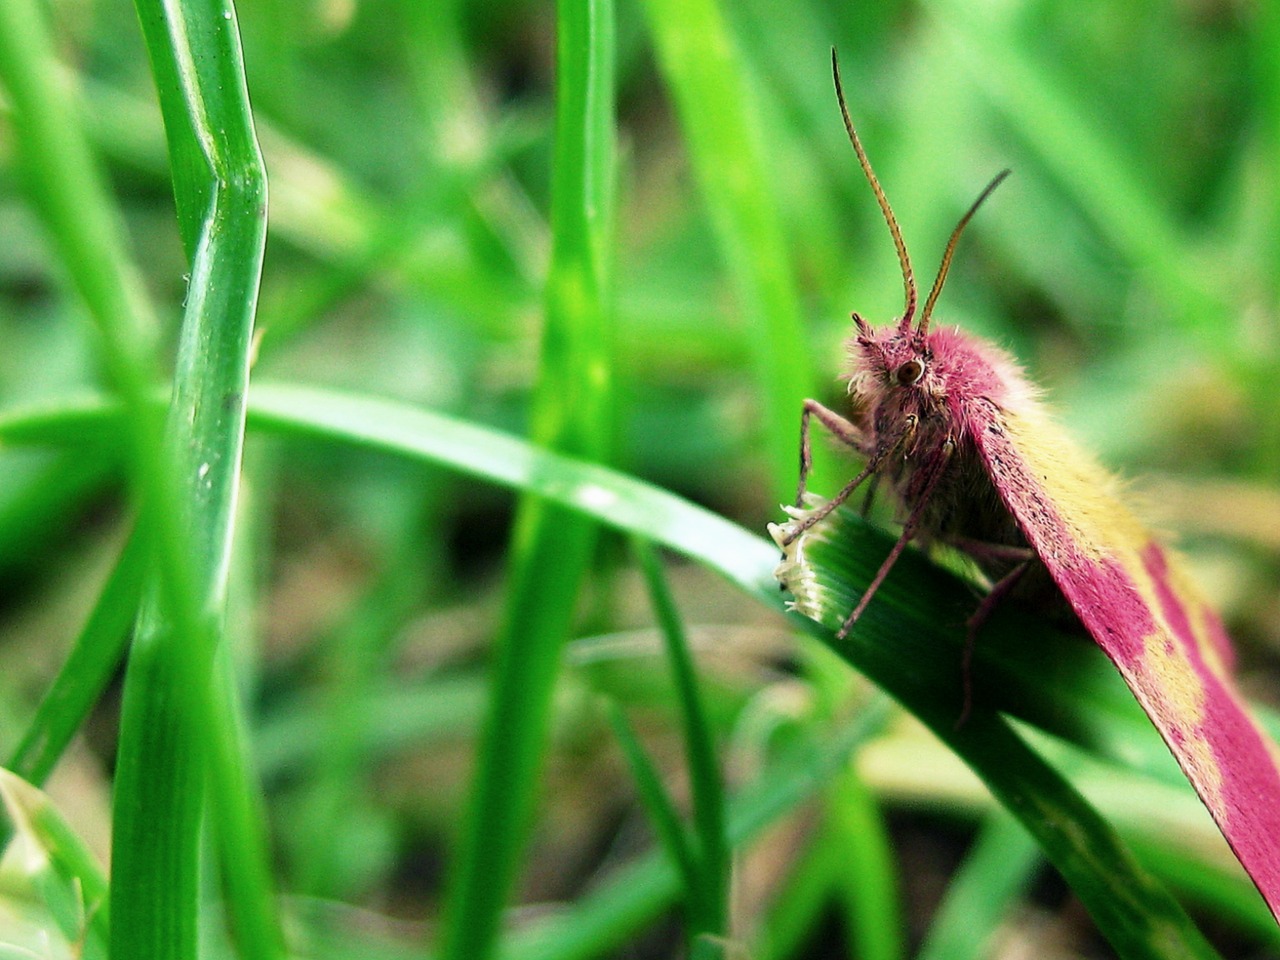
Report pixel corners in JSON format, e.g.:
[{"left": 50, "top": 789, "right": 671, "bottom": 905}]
[{"left": 970, "top": 397, "right": 1280, "bottom": 919}]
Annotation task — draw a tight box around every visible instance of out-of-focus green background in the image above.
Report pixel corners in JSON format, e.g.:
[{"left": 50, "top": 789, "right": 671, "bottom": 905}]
[{"left": 2, "top": 0, "right": 1279, "bottom": 956}]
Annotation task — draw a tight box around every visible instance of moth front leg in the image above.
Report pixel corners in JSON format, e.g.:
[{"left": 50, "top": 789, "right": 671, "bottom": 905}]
[
  {"left": 956, "top": 556, "right": 1034, "bottom": 727},
  {"left": 796, "top": 398, "right": 869, "bottom": 508},
  {"left": 944, "top": 537, "right": 1036, "bottom": 569},
  {"left": 940, "top": 535, "right": 1038, "bottom": 726}
]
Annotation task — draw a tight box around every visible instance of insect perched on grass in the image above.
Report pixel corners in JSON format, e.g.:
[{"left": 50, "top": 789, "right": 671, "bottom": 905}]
[{"left": 770, "top": 49, "right": 1280, "bottom": 920}]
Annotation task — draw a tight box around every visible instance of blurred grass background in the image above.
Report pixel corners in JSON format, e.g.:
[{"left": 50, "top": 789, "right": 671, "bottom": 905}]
[{"left": 2, "top": 0, "right": 1280, "bottom": 957}]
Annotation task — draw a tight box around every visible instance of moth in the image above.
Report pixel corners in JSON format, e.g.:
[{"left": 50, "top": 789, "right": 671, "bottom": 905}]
[{"left": 771, "top": 50, "right": 1280, "bottom": 920}]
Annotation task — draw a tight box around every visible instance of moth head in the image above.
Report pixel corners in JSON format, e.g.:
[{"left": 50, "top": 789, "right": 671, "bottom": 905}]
[
  {"left": 850, "top": 313, "right": 932, "bottom": 394},
  {"left": 832, "top": 48, "right": 1008, "bottom": 341}
]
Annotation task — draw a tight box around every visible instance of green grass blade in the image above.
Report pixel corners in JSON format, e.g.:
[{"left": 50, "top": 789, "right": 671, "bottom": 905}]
[
  {"left": 207, "top": 637, "right": 285, "bottom": 959},
  {"left": 108, "top": 0, "right": 274, "bottom": 955},
  {"left": 249, "top": 386, "right": 1226, "bottom": 957},
  {"left": 5, "top": 5, "right": 1276, "bottom": 956},
  {"left": 133, "top": 0, "right": 256, "bottom": 262},
  {"left": 0, "top": 2, "right": 204, "bottom": 953},
  {"left": 5, "top": 528, "right": 146, "bottom": 786},
  {"left": 957, "top": 721, "right": 1218, "bottom": 960},
  {"left": 634, "top": 540, "right": 728, "bottom": 942},
  {"left": 605, "top": 702, "right": 703, "bottom": 901},
  {"left": 826, "top": 763, "right": 903, "bottom": 960},
  {"left": 0, "top": 387, "right": 777, "bottom": 594},
  {"left": 915, "top": 811, "right": 1040, "bottom": 960},
  {"left": 246, "top": 383, "right": 778, "bottom": 592},
  {"left": 639, "top": 0, "right": 813, "bottom": 498},
  {"left": 779, "top": 503, "right": 1223, "bottom": 960},
  {"left": 439, "top": 1, "right": 616, "bottom": 957}
]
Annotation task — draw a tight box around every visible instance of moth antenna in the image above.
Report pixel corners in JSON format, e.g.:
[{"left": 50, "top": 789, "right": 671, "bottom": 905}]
[
  {"left": 918, "top": 168, "right": 1011, "bottom": 337},
  {"left": 831, "top": 48, "right": 916, "bottom": 330}
]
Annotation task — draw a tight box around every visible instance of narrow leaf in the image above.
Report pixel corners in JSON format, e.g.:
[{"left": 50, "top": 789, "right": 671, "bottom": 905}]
[
  {"left": 634, "top": 540, "right": 728, "bottom": 938},
  {"left": 606, "top": 702, "right": 703, "bottom": 897}
]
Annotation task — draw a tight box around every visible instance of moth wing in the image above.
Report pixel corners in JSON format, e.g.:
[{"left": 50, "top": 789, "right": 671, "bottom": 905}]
[{"left": 971, "top": 399, "right": 1280, "bottom": 920}]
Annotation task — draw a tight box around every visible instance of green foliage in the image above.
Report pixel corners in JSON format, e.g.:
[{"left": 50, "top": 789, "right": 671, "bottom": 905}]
[{"left": 1, "top": 0, "right": 1279, "bottom": 957}]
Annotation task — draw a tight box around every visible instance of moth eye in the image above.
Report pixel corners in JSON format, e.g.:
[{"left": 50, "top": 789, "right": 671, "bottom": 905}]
[{"left": 896, "top": 358, "right": 925, "bottom": 386}]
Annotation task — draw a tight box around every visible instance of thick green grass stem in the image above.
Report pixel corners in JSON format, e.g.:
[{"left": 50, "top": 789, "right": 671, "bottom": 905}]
[
  {"left": 438, "top": 1, "right": 616, "bottom": 958},
  {"left": 107, "top": 0, "right": 276, "bottom": 956},
  {"left": 0, "top": 3, "right": 225, "bottom": 954},
  {"left": 0, "top": 0, "right": 271, "bottom": 947}
]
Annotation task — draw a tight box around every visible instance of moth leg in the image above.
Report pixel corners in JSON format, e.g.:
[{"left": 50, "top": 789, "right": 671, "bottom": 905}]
[
  {"left": 796, "top": 399, "right": 868, "bottom": 508},
  {"left": 860, "top": 472, "right": 881, "bottom": 517},
  {"left": 836, "top": 438, "right": 955, "bottom": 639},
  {"left": 778, "top": 401, "right": 874, "bottom": 547},
  {"left": 780, "top": 458, "right": 879, "bottom": 545},
  {"left": 945, "top": 537, "right": 1035, "bottom": 567},
  {"left": 956, "top": 557, "right": 1034, "bottom": 727}
]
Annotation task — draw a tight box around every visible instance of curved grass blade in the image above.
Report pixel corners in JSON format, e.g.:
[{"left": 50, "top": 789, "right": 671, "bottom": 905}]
[
  {"left": 248, "top": 383, "right": 780, "bottom": 594},
  {"left": 0, "top": 385, "right": 1245, "bottom": 955},
  {"left": 0, "top": 388, "right": 777, "bottom": 592},
  {"left": 247, "top": 386, "right": 1235, "bottom": 955}
]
